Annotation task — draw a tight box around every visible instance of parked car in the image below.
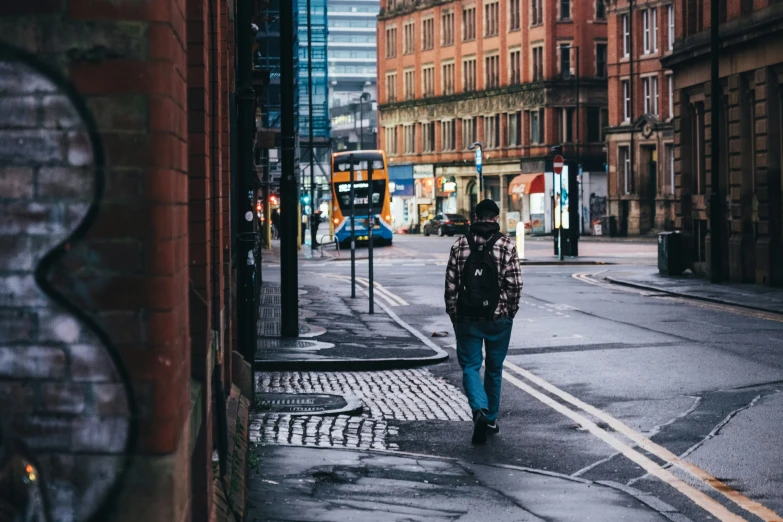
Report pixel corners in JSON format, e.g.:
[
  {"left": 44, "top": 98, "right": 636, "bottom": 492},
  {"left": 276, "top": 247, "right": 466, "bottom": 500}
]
[{"left": 423, "top": 213, "right": 470, "bottom": 237}]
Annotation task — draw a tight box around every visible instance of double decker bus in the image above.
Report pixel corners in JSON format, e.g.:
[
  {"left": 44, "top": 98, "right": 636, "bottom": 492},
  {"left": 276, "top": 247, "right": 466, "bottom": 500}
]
[{"left": 330, "top": 150, "right": 393, "bottom": 246}]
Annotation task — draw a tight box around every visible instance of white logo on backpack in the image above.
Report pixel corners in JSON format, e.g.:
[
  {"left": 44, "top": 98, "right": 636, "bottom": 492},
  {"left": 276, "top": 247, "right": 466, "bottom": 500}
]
[{"left": 475, "top": 269, "right": 483, "bottom": 276}]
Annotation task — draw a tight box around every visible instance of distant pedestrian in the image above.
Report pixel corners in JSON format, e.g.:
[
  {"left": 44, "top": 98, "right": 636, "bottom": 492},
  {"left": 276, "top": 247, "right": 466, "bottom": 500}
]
[
  {"left": 270, "top": 209, "right": 280, "bottom": 240},
  {"left": 444, "top": 199, "right": 522, "bottom": 444}
]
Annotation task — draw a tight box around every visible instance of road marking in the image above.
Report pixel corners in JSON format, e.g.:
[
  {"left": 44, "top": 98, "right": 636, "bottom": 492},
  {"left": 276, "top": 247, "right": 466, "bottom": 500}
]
[
  {"left": 359, "top": 278, "right": 782, "bottom": 522},
  {"left": 503, "top": 360, "right": 783, "bottom": 522},
  {"left": 499, "top": 370, "right": 746, "bottom": 522},
  {"left": 354, "top": 276, "right": 409, "bottom": 306}
]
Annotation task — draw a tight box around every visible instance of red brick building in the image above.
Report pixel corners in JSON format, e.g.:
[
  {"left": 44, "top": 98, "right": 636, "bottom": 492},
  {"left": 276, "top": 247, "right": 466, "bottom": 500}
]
[
  {"left": 606, "top": 0, "right": 676, "bottom": 235},
  {"left": 377, "top": 0, "right": 609, "bottom": 234},
  {"left": 663, "top": 0, "right": 783, "bottom": 284},
  {"left": 0, "top": 1, "right": 254, "bottom": 521}
]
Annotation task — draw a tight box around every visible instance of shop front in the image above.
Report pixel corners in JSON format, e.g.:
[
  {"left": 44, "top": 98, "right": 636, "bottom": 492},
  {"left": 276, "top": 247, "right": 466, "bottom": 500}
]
[
  {"left": 388, "top": 164, "right": 414, "bottom": 232},
  {"left": 413, "top": 164, "right": 435, "bottom": 231},
  {"left": 508, "top": 173, "right": 546, "bottom": 235},
  {"left": 436, "top": 175, "right": 458, "bottom": 214}
]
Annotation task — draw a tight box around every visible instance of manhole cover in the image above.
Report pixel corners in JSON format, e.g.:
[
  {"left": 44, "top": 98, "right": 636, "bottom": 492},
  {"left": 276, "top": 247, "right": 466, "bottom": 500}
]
[{"left": 255, "top": 393, "right": 362, "bottom": 416}]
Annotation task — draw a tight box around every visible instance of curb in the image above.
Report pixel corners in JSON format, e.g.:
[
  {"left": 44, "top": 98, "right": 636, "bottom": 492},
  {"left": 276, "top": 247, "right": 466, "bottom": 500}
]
[
  {"left": 520, "top": 260, "right": 614, "bottom": 266},
  {"left": 604, "top": 276, "right": 783, "bottom": 316},
  {"left": 256, "top": 292, "right": 450, "bottom": 372}
]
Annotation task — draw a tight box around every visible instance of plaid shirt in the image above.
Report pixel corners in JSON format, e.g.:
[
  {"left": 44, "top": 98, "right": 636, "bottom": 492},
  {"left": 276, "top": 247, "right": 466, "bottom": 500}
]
[{"left": 444, "top": 232, "right": 522, "bottom": 321}]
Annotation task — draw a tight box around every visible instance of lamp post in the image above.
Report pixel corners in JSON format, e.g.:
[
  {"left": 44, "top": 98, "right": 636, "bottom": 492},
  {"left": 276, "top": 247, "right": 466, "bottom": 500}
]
[{"left": 355, "top": 92, "right": 371, "bottom": 150}]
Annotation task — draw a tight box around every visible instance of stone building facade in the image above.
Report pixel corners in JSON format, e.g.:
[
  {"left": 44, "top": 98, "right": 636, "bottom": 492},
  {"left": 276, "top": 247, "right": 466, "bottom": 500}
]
[
  {"left": 0, "top": 1, "right": 253, "bottom": 521},
  {"left": 606, "top": 0, "right": 676, "bottom": 236},
  {"left": 663, "top": 0, "right": 783, "bottom": 284},
  {"left": 377, "top": 0, "right": 609, "bottom": 233}
]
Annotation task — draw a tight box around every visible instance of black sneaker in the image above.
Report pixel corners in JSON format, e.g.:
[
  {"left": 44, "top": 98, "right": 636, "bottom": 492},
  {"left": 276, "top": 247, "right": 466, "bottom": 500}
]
[
  {"left": 486, "top": 421, "right": 499, "bottom": 435},
  {"left": 472, "top": 410, "right": 490, "bottom": 445}
]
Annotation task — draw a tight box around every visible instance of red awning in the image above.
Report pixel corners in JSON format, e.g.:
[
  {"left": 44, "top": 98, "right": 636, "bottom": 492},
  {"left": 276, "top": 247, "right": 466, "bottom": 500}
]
[{"left": 508, "top": 173, "right": 545, "bottom": 195}]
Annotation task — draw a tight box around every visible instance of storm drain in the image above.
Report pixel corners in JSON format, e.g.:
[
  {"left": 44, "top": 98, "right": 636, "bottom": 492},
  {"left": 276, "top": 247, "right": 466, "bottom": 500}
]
[{"left": 255, "top": 393, "right": 363, "bottom": 416}]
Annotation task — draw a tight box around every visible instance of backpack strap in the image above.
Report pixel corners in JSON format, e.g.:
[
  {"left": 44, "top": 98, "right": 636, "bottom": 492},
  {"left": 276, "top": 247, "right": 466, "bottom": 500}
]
[
  {"left": 485, "top": 233, "right": 503, "bottom": 251},
  {"left": 464, "top": 232, "right": 479, "bottom": 253}
]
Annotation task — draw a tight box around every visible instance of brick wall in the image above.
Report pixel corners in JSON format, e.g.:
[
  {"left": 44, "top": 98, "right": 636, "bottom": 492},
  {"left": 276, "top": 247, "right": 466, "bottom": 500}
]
[{"left": 0, "top": 0, "right": 193, "bottom": 519}]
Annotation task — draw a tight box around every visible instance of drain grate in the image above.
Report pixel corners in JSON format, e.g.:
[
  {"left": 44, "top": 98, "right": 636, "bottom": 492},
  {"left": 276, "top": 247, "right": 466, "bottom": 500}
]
[
  {"left": 254, "top": 393, "right": 362, "bottom": 416},
  {"left": 258, "top": 339, "right": 317, "bottom": 349},
  {"left": 260, "top": 295, "right": 280, "bottom": 305}
]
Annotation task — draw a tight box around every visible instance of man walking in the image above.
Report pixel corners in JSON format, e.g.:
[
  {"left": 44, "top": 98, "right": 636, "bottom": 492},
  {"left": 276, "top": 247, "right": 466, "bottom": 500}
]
[{"left": 445, "top": 199, "right": 522, "bottom": 444}]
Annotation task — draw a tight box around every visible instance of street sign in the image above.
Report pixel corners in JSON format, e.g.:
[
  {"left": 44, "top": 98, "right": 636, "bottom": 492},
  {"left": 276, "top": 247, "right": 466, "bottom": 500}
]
[
  {"left": 553, "top": 154, "right": 564, "bottom": 175},
  {"left": 475, "top": 146, "right": 482, "bottom": 167}
]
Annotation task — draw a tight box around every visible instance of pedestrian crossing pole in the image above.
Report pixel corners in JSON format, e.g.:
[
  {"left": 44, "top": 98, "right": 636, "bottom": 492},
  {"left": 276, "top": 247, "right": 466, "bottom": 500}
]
[
  {"left": 368, "top": 163, "right": 374, "bottom": 314},
  {"left": 350, "top": 158, "right": 356, "bottom": 298}
]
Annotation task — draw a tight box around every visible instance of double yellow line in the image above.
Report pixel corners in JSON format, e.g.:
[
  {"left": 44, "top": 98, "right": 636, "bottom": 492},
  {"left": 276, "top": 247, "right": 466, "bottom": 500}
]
[{"left": 323, "top": 274, "right": 409, "bottom": 307}]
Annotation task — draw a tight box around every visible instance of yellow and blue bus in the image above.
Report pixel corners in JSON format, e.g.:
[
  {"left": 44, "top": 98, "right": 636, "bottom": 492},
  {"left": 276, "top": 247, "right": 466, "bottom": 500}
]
[{"left": 331, "top": 150, "right": 393, "bottom": 246}]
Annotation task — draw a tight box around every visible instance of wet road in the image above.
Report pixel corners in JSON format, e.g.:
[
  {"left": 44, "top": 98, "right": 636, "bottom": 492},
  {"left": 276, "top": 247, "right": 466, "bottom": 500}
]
[{"left": 299, "top": 235, "right": 783, "bottom": 522}]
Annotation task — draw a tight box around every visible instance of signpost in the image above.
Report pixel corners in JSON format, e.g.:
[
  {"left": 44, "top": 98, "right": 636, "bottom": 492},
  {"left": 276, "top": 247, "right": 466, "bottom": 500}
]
[
  {"left": 475, "top": 145, "right": 483, "bottom": 199},
  {"left": 553, "top": 155, "right": 564, "bottom": 261}
]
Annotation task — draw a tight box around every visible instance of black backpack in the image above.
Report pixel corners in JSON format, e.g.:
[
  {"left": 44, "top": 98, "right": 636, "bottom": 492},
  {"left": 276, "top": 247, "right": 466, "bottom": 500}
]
[{"left": 457, "top": 232, "right": 503, "bottom": 317}]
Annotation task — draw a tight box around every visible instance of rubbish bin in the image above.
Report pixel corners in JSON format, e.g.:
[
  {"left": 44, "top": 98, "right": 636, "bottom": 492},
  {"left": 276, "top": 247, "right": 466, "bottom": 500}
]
[
  {"left": 658, "top": 231, "right": 685, "bottom": 276},
  {"left": 600, "top": 216, "right": 618, "bottom": 237}
]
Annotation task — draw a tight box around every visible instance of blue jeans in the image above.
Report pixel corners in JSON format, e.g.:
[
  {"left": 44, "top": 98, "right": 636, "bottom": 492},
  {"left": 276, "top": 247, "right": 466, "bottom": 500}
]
[{"left": 454, "top": 317, "right": 514, "bottom": 422}]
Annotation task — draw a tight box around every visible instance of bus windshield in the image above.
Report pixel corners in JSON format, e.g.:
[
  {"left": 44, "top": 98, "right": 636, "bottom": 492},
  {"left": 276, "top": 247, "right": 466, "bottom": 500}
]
[{"left": 335, "top": 180, "right": 386, "bottom": 213}]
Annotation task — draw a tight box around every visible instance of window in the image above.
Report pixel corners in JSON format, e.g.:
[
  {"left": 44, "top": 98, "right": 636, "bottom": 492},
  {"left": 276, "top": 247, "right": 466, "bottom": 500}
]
[
  {"left": 385, "top": 26, "right": 397, "bottom": 57},
  {"left": 643, "top": 76, "right": 658, "bottom": 116},
  {"left": 508, "top": 111, "right": 522, "bottom": 146},
  {"left": 665, "top": 143, "right": 674, "bottom": 194},
  {"left": 531, "top": 0, "right": 543, "bottom": 25},
  {"left": 587, "top": 107, "right": 600, "bottom": 142},
  {"left": 557, "top": 108, "right": 575, "bottom": 143},
  {"left": 385, "top": 127, "right": 398, "bottom": 155},
  {"left": 403, "top": 21, "right": 415, "bottom": 54},
  {"left": 622, "top": 80, "right": 630, "bottom": 122},
  {"left": 422, "top": 65, "right": 435, "bottom": 97},
  {"left": 386, "top": 71, "right": 397, "bottom": 102},
  {"left": 668, "top": 74, "right": 674, "bottom": 119},
  {"left": 422, "top": 18, "right": 434, "bottom": 50},
  {"left": 560, "top": 44, "right": 571, "bottom": 79},
  {"left": 620, "top": 145, "right": 631, "bottom": 194},
  {"left": 442, "top": 10, "right": 454, "bottom": 45},
  {"left": 561, "top": 0, "right": 571, "bottom": 19},
  {"left": 485, "top": 114, "right": 500, "bottom": 148},
  {"left": 532, "top": 45, "right": 544, "bottom": 81},
  {"left": 442, "top": 61, "right": 455, "bottom": 95},
  {"left": 596, "top": 43, "right": 607, "bottom": 78},
  {"left": 441, "top": 120, "right": 456, "bottom": 151},
  {"left": 643, "top": 9, "right": 650, "bottom": 54},
  {"left": 462, "top": 117, "right": 477, "bottom": 149},
  {"left": 596, "top": 0, "right": 605, "bottom": 19},
  {"left": 509, "top": 0, "right": 521, "bottom": 30},
  {"left": 422, "top": 122, "right": 435, "bottom": 152},
  {"left": 485, "top": 1, "right": 499, "bottom": 36},
  {"left": 652, "top": 76, "right": 659, "bottom": 116},
  {"left": 622, "top": 14, "right": 630, "bottom": 57},
  {"left": 651, "top": 8, "right": 659, "bottom": 53},
  {"left": 463, "top": 57, "right": 477, "bottom": 91},
  {"left": 463, "top": 6, "right": 476, "bottom": 40},
  {"left": 668, "top": 5, "right": 674, "bottom": 50},
  {"left": 510, "top": 49, "right": 521, "bottom": 84},
  {"left": 404, "top": 68, "right": 415, "bottom": 100},
  {"left": 530, "top": 108, "right": 544, "bottom": 144},
  {"left": 485, "top": 54, "right": 500, "bottom": 89},
  {"left": 403, "top": 124, "right": 415, "bottom": 154}
]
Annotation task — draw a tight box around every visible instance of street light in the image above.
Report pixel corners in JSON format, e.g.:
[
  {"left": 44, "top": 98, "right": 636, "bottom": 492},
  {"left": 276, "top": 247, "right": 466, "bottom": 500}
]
[
  {"left": 468, "top": 141, "right": 483, "bottom": 200},
  {"left": 354, "top": 92, "right": 371, "bottom": 150}
]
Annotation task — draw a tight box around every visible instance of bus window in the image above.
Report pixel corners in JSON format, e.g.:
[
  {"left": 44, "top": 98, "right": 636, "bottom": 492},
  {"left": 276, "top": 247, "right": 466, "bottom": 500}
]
[{"left": 335, "top": 180, "right": 386, "bottom": 212}]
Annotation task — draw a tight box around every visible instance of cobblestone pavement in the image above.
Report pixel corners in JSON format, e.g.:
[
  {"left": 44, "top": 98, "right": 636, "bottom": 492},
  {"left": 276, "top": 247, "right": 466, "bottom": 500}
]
[{"left": 250, "top": 368, "right": 472, "bottom": 450}]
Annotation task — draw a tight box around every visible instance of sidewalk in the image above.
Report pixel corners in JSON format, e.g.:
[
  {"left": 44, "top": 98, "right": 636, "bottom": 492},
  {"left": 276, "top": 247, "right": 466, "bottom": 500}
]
[
  {"left": 256, "top": 275, "right": 448, "bottom": 371},
  {"left": 247, "top": 445, "right": 679, "bottom": 522},
  {"left": 604, "top": 268, "right": 783, "bottom": 314}
]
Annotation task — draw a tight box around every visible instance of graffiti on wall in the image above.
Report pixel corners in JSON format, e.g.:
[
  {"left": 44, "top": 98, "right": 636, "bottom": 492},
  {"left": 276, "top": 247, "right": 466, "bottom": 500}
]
[{"left": 0, "top": 46, "right": 135, "bottom": 522}]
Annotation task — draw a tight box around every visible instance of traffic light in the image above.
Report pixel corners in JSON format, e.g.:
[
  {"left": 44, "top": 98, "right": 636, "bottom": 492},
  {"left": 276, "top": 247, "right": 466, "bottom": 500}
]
[{"left": 302, "top": 194, "right": 311, "bottom": 205}]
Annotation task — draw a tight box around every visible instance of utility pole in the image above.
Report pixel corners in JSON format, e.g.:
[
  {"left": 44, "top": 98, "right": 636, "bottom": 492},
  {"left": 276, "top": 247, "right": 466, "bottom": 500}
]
[
  {"left": 235, "top": 0, "right": 257, "bottom": 362},
  {"left": 307, "top": 0, "right": 317, "bottom": 249},
  {"left": 280, "top": 0, "right": 299, "bottom": 337},
  {"left": 709, "top": 0, "right": 721, "bottom": 282}
]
